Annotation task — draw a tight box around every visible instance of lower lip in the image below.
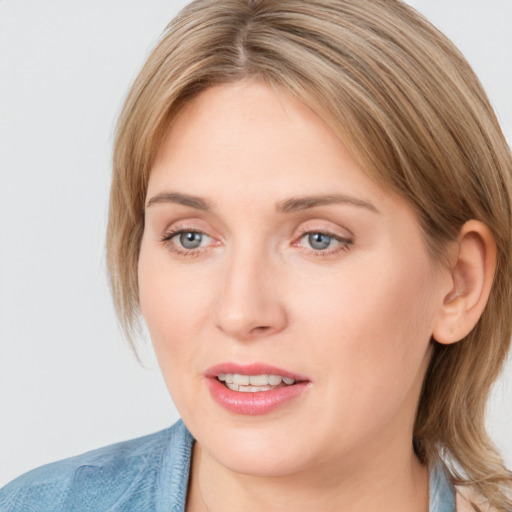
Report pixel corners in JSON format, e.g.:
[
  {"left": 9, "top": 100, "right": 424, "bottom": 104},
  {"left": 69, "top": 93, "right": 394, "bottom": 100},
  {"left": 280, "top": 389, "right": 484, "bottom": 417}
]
[{"left": 206, "top": 378, "right": 310, "bottom": 415}]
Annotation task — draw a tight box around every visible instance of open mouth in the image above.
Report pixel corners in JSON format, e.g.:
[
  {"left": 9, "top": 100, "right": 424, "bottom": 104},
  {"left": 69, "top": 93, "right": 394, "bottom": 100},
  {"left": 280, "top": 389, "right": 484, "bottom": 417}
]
[
  {"left": 206, "top": 365, "right": 311, "bottom": 414},
  {"left": 217, "top": 373, "right": 298, "bottom": 392}
]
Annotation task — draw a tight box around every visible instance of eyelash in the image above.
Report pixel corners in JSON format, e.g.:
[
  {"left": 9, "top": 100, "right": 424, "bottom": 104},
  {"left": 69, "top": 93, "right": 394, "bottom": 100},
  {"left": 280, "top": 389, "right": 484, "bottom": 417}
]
[
  {"left": 160, "top": 227, "right": 353, "bottom": 258},
  {"left": 294, "top": 227, "right": 353, "bottom": 256}
]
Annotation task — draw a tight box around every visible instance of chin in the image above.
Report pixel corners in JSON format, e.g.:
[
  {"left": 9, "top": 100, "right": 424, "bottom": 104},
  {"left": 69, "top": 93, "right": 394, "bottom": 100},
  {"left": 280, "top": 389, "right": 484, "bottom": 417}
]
[
  {"left": 215, "top": 443, "right": 309, "bottom": 478},
  {"left": 194, "top": 414, "right": 322, "bottom": 477}
]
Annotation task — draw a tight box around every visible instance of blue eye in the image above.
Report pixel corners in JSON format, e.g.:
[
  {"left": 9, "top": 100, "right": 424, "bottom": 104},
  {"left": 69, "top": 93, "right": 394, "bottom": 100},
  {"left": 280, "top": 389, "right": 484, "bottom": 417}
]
[
  {"left": 296, "top": 230, "right": 352, "bottom": 255},
  {"left": 178, "top": 231, "right": 204, "bottom": 249},
  {"left": 307, "top": 233, "right": 333, "bottom": 250},
  {"left": 162, "top": 229, "right": 212, "bottom": 253}
]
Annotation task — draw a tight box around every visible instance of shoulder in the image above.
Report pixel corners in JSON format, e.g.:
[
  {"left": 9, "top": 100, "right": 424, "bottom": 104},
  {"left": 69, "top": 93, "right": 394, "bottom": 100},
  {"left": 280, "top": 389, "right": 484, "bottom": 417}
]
[{"left": 0, "top": 420, "right": 193, "bottom": 512}]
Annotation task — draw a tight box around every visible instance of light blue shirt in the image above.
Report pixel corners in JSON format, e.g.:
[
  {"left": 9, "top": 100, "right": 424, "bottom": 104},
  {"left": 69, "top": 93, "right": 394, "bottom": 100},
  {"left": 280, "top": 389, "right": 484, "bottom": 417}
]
[{"left": 0, "top": 420, "right": 455, "bottom": 511}]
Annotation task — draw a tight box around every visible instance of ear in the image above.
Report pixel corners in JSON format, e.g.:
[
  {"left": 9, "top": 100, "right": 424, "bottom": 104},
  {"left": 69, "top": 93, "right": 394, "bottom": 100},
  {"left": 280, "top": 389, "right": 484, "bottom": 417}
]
[{"left": 432, "top": 220, "right": 497, "bottom": 345}]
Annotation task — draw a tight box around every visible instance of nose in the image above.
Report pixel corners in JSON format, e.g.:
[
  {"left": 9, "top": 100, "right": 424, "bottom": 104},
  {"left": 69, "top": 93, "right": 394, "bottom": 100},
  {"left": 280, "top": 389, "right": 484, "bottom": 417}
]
[{"left": 213, "top": 249, "right": 288, "bottom": 341}]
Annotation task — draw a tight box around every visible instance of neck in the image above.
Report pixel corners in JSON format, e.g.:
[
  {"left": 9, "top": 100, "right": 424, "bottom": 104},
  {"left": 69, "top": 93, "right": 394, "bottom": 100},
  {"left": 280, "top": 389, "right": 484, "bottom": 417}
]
[{"left": 186, "top": 437, "right": 429, "bottom": 512}]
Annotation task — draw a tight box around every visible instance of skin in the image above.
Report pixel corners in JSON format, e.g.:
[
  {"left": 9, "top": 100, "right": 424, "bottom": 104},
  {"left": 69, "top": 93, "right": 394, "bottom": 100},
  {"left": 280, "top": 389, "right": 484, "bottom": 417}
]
[{"left": 138, "top": 79, "right": 468, "bottom": 512}]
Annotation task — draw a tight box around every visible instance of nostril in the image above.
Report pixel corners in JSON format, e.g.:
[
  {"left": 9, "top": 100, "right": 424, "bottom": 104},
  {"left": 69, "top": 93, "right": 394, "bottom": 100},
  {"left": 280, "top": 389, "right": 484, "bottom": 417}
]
[
  {"left": 253, "top": 325, "right": 271, "bottom": 332},
  {"left": 248, "top": 325, "right": 275, "bottom": 337}
]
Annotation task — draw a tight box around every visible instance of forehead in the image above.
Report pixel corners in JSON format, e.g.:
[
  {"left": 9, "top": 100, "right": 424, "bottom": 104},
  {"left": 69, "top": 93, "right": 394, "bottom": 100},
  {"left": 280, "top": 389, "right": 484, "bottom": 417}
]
[
  {"left": 154, "top": 80, "right": 343, "bottom": 169},
  {"left": 148, "top": 80, "right": 396, "bottom": 208}
]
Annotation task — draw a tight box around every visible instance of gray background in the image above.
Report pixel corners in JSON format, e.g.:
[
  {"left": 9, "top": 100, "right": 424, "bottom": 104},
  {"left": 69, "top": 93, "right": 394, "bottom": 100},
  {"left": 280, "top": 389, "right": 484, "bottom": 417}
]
[{"left": 1, "top": 0, "right": 511, "bottom": 486}]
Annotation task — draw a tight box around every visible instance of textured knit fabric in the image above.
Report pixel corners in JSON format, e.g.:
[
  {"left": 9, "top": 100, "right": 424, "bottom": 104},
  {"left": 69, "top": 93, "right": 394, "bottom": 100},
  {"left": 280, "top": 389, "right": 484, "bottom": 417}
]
[{"left": 0, "top": 419, "right": 455, "bottom": 511}]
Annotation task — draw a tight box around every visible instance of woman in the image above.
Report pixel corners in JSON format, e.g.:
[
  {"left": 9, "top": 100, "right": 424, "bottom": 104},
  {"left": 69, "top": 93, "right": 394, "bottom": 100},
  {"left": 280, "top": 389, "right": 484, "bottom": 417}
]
[{"left": 1, "top": 0, "right": 511, "bottom": 511}]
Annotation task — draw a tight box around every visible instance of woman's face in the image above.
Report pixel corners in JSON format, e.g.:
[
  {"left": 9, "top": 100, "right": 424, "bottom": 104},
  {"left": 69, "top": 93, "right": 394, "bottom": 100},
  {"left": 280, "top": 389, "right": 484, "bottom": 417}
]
[{"left": 139, "top": 80, "right": 449, "bottom": 478}]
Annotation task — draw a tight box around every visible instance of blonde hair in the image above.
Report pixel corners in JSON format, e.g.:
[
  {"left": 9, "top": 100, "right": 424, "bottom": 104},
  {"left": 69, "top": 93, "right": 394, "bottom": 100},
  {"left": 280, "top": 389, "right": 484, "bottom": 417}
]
[{"left": 107, "top": 0, "right": 512, "bottom": 508}]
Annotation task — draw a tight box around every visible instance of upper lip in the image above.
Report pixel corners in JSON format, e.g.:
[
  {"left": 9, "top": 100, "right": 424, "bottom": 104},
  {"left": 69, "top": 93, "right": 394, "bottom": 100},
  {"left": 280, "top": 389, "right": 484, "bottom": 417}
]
[{"left": 205, "top": 363, "right": 310, "bottom": 382}]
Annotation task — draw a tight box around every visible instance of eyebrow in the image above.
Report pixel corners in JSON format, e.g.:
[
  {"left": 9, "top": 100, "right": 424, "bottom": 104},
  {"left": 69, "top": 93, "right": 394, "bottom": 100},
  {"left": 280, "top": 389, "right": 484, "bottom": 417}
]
[
  {"left": 276, "top": 194, "right": 379, "bottom": 214},
  {"left": 145, "top": 191, "right": 379, "bottom": 214},
  {"left": 146, "top": 192, "right": 212, "bottom": 211}
]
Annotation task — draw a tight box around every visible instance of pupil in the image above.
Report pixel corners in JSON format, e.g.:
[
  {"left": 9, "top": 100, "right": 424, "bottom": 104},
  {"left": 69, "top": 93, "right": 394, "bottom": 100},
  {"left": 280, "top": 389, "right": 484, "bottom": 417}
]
[
  {"left": 309, "top": 233, "right": 331, "bottom": 250},
  {"left": 180, "top": 232, "right": 202, "bottom": 249}
]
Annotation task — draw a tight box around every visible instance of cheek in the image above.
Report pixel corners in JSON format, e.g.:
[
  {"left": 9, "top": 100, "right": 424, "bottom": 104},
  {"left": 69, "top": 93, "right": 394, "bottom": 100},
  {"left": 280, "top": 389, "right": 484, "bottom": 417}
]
[
  {"left": 138, "top": 243, "right": 212, "bottom": 369},
  {"left": 291, "top": 251, "right": 437, "bottom": 407},
  {"left": 138, "top": 248, "right": 216, "bottom": 419}
]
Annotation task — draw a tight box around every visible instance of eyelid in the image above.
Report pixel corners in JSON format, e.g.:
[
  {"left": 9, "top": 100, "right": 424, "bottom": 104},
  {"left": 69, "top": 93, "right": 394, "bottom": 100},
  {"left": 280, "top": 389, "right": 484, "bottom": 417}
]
[
  {"left": 161, "top": 225, "right": 202, "bottom": 240},
  {"left": 161, "top": 228, "right": 211, "bottom": 243},
  {"left": 160, "top": 218, "right": 218, "bottom": 241},
  {"left": 293, "top": 220, "right": 354, "bottom": 241}
]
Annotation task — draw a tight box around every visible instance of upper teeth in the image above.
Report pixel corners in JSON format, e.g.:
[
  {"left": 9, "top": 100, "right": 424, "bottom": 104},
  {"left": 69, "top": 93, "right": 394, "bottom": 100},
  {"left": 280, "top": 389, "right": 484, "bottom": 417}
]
[{"left": 218, "top": 373, "right": 295, "bottom": 386}]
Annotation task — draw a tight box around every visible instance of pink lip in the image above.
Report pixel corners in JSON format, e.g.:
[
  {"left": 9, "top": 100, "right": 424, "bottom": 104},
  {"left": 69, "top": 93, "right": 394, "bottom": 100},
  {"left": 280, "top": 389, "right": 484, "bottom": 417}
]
[{"left": 204, "top": 363, "right": 311, "bottom": 416}]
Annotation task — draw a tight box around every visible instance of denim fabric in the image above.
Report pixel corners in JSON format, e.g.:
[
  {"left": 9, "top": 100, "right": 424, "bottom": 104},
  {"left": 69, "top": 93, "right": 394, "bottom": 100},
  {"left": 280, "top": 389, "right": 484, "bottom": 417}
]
[
  {"left": 0, "top": 419, "right": 455, "bottom": 511},
  {"left": 429, "top": 460, "right": 456, "bottom": 512},
  {"left": 0, "top": 421, "right": 193, "bottom": 512}
]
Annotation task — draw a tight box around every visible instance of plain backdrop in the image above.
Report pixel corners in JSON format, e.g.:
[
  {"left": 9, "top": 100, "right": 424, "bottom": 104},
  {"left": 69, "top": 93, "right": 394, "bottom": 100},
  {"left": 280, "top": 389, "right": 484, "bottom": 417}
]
[{"left": 1, "top": 0, "right": 511, "bottom": 487}]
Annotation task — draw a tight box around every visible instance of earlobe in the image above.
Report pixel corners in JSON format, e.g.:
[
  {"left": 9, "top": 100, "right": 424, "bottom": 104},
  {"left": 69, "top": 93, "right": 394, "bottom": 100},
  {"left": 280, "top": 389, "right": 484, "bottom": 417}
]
[{"left": 432, "top": 220, "right": 496, "bottom": 345}]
